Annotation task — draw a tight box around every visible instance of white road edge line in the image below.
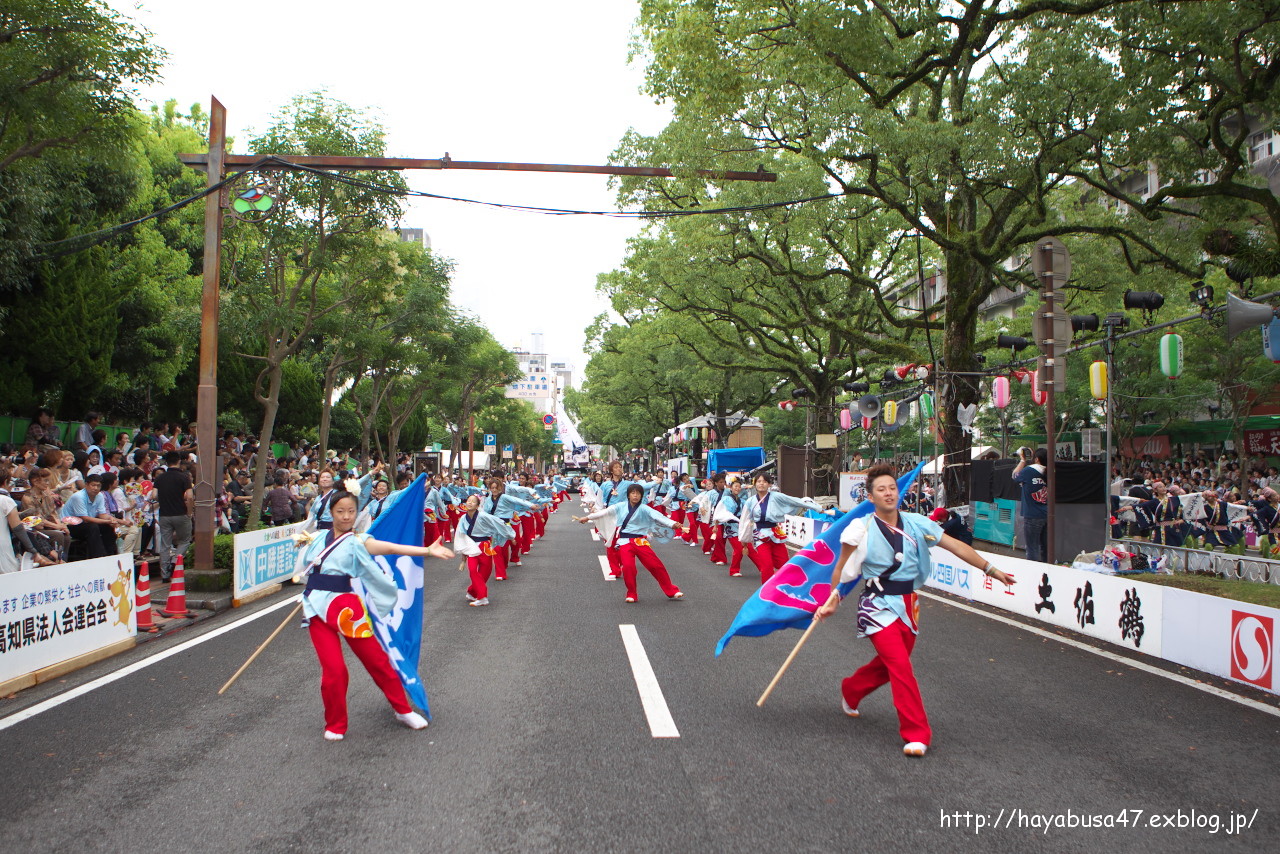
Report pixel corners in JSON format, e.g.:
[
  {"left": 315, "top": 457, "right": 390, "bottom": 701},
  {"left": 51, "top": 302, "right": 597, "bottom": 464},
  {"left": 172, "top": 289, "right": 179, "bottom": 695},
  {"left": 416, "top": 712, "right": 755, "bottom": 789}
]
[
  {"left": 919, "top": 590, "right": 1280, "bottom": 719},
  {"left": 598, "top": 555, "right": 612, "bottom": 580},
  {"left": 0, "top": 595, "right": 303, "bottom": 733},
  {"left": 619, "top": 624, "right": 680, "bottom": 738}
]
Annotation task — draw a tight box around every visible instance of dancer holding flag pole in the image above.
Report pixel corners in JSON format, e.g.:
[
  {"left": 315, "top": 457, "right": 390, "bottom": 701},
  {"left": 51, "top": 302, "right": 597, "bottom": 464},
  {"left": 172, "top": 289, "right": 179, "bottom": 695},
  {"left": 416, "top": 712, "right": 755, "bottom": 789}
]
[
  {"left": 294, "top": 485, "right": 454, "bottom": 741},
  {"left": 813, "top": 464, "right": 1014, "bottom": 757}
]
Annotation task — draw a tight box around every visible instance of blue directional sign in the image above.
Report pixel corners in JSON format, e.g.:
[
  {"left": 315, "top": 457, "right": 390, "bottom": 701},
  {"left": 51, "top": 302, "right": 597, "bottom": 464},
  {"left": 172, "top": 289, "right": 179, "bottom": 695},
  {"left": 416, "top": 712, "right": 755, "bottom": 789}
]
[{"left": 483, "top": 433, "right": 496, "bottom": 446}]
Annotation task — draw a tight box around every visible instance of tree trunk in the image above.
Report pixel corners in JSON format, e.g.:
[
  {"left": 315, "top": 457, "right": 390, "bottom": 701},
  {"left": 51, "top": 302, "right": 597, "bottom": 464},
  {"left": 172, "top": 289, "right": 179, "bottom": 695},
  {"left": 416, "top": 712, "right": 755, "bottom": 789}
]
[
  {"left": 248, "top": 362, "right": 284, "bottom": 531},
  {"left": 318, "top": 362, "right": 341, "bottom": 463},
  {"left": 937, "top": 252, "right": 984, "bottom": 507}
]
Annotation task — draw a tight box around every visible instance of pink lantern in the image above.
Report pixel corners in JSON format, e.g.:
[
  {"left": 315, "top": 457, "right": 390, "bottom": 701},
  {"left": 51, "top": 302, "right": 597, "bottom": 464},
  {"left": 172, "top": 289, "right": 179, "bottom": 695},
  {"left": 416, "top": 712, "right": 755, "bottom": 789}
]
[
  {"left": 861, "top": 415, "right": 873, "bottom": 430},
  {"left": 1031, "top": 370, "right": 1047, "bottom": 406},
  {"left": 992, "top": 376, "right": 1010, "bottom": 409},
  {"left": 709, "top": 429, "right": 717, "bottom": 441},
  {"left": 839, "top": 409, "right": 853, "bottom": 430}
]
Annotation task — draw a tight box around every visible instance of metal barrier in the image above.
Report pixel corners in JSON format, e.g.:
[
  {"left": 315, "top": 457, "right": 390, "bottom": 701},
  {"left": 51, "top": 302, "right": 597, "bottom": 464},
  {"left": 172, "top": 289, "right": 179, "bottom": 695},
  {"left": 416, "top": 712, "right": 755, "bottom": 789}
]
[{"left": 1113, "top": 538, "right": 1280, "bottom": 585}]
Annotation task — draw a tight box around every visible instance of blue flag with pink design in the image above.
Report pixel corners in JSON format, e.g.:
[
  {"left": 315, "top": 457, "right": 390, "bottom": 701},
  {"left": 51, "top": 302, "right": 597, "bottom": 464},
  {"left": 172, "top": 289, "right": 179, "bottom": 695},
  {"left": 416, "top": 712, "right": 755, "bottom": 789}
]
[
  {"left": 365, "top": 474, "right": 431, "bottom": 717},
  {"left": 715, "top": 463, "right": 926, "bottom": 656}
]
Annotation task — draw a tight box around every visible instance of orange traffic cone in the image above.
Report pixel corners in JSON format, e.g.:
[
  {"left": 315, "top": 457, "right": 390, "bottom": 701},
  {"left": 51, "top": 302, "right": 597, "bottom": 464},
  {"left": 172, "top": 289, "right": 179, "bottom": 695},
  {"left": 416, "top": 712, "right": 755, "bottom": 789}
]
[
  {"left": 160, "top": 555, "right": 194, "bottom": 618},
  {"left": 136, "top": 559, "right": 158, "bottom": 632}
]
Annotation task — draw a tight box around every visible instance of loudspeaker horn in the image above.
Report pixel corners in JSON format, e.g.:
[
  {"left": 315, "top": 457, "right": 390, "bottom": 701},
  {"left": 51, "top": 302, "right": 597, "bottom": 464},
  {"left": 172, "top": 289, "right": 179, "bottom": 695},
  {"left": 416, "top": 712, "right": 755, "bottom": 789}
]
[
  {"left": 1226, "top": 292, "right": 1278, "bottom": 340},
  {"left": 857, "top": 394, "right": 882, "bottom": 418}
]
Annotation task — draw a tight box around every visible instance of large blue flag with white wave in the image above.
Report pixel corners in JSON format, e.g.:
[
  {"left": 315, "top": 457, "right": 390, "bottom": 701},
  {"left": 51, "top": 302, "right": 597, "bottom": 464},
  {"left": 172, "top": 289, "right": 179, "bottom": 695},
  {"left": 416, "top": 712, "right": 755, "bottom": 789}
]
[
  {"left": 715, "top": 463, "right": 926, "bottom": 656},
  {"left": 365, "top": 474, "right": 431, "bottom": 717}
]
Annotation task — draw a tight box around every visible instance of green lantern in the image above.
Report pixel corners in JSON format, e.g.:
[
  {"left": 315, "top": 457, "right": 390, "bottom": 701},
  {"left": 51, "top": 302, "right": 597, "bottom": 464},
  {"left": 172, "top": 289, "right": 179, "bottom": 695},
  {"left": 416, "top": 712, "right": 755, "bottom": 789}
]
[
  {"left": 919, "top": 392, "right": 934, "bottom": 419},
  {"left": 1158, "top": 332, "right": 1183, "bottom": 378}
]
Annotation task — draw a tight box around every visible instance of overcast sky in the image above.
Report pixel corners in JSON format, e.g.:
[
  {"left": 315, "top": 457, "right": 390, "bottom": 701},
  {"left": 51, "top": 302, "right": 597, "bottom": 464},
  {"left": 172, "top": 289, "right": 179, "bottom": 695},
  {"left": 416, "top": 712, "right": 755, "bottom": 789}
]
[{"left": 107, "top": 0, "right": 671, "bottom": 382}]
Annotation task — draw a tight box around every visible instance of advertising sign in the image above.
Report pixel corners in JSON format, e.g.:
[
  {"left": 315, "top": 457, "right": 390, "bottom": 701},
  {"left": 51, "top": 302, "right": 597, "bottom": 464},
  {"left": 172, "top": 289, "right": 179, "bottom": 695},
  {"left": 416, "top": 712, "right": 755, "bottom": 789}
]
[
  {"left": 0, "top": 554, "right": 135, "bottom": 684},
  {"left": 837, "top": 472, "right": 868, "bottom": 511},
  {"left": 927, "top": 549, "right": 1164, "bottom": 655},
  {"left": 233, "top": 521, "right": 308, "bottom": 600}
]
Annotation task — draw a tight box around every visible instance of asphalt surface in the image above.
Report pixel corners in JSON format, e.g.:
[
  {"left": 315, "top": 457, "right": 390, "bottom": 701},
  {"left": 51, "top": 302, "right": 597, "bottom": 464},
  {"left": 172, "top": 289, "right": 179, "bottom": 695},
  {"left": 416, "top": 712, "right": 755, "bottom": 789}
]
[{"left": 2, "top": 507, "right": 1278, "bottom": 853}]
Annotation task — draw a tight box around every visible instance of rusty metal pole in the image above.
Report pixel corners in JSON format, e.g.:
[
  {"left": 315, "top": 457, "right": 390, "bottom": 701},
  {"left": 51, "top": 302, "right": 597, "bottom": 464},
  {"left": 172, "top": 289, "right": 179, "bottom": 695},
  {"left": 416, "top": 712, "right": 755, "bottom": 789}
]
[
  {"left": 1042, "top": 244, "right": 1057, "bottom": 565},
  {"left": 193, "top": 97, "right": 226, "bottom": 572}
]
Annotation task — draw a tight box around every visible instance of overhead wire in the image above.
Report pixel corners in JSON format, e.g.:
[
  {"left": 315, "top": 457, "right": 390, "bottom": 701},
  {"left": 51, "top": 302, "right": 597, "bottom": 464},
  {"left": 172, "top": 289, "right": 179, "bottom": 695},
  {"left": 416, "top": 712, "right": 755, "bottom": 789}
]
[{"left": 30, "top": 154, "right": 843, "bottom": 257}]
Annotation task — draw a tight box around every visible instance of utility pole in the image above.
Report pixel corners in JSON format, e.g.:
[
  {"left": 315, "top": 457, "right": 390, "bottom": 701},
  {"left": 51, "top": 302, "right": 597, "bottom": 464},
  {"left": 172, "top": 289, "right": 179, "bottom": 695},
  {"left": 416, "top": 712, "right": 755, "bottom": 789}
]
[{"left": 1033, "top": 237, "right": 1071, "bottom": 564}]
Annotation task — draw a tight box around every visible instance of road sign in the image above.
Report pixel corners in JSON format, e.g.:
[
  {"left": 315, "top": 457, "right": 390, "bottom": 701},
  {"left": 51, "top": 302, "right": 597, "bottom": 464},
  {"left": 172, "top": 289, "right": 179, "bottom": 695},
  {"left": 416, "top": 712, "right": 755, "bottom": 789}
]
[
  {"left": 483, "top": 433, "right": 497, "bottom": 454},
  {"left": 502, "top": 443, "right": 513, "bottom": 459},
  {"left": 552, "top": 438, "right": 563, "bottom": 445},
  {"left": 542, "top": 414, "right": 556, "bottom": 425}
]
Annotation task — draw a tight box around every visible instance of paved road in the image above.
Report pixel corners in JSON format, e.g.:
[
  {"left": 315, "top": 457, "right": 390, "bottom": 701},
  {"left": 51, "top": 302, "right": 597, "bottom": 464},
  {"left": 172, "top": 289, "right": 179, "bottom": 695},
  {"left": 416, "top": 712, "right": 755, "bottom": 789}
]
[{"left": 2, "top": 509, "right": 1277, "bottom": 853}]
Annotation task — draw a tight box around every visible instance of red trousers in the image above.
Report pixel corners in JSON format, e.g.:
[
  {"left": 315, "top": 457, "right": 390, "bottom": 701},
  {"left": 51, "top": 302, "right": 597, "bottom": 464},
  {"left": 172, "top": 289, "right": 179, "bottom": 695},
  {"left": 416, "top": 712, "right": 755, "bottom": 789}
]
[
  {"left": 423, "top": 518, "right": 442, "bottom": 546},
  {"left": 728, "top": 536, "right": 746, "bottom": 574},
  {"left": 699, "top": 520, "right": 714, "bottom": 554},
  {"left": 517, "top": 516, "right": 533, "bottom": 554},
  {"left": 466, "top": 553, "right": 493, "bottom": 599},
  {"left": 841, "top": 618, "right": 930, "bottom": 745},
  {"left": 606, "top": 544, "right": 622, "bottom": 577},
  {"left": 682, "top": 510, "right": 699, "bottom": 545},
  {"left": 535, "top": 508, "right": 547, "bottom": 537},
  {"left": 618, "top": 541, "right": 680, "bottom": 600},
  {"left": 507, "top": 533, "right": 522, "bottom": 565},
  {"left": 749, "top": 539, "right": 789, "bottom": 583},
  {"left": 308, "top": 615, "right": 411, "bottom": 735},
  {"left": 709, "top": 524, "right": 727, "bottom": 564},
  {"left": 492, "top": 542, "right": 509, "bottom": 580}
]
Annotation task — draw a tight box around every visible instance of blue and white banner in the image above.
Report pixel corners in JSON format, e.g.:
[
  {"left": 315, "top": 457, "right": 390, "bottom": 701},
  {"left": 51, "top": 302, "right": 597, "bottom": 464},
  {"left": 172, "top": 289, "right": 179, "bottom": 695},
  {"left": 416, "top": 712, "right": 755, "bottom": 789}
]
[{"left": 365, "top": 474, "right": 431, "bottom": 717}]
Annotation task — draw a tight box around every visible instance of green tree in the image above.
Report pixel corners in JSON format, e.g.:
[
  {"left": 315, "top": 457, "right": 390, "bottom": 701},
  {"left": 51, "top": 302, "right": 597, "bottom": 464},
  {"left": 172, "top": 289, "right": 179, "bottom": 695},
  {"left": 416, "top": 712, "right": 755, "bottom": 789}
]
[{"left": 222, "top": 92, "right": 406, "bottom": 526}]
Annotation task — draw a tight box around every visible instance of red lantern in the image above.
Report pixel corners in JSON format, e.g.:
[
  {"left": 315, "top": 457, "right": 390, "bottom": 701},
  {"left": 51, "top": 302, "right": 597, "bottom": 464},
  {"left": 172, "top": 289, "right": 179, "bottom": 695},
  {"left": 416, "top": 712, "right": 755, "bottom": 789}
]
[
  {"left": 861, "top": 416, "right": 873, "bottom": 430},
  {"left": 1031, "top": 370, "right": 1047, "bottom": 406}
]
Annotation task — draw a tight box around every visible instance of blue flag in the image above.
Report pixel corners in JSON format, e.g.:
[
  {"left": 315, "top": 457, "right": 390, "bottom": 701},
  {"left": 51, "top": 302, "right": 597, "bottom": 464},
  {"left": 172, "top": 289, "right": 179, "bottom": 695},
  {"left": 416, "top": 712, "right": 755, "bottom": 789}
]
[
  {"left": 715, "top": 463, "right": 927, "bottom": 656},
  {"left": 366, "top": 474, "right": 431, "bottom": 717}
]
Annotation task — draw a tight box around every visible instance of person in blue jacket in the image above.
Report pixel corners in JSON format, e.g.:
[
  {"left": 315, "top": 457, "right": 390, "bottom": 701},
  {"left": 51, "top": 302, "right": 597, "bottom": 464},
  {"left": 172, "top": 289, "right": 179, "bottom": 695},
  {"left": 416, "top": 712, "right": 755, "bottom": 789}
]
[
  {"left": 575, "top": 484, "right": 688, "bottom": 603},
  {"left": 296, "top": 487, "right": 453, "bottom": 741},
  {"left": 454, "top": 493, "right": 517, "bottom": 607},
  {"left": 483, "top": 479, "right": 537, "bottom": 570}
]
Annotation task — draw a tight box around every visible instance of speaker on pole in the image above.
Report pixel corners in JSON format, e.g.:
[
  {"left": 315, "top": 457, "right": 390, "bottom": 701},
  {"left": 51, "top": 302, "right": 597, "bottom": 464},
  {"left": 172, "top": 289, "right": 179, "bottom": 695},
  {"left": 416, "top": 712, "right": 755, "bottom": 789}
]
[
  {"left": 857, "top": 394, "right": 882, "bottom": 418},
  {"left": 1226, "top": 292, "right": 1278, "bottom": 340}
]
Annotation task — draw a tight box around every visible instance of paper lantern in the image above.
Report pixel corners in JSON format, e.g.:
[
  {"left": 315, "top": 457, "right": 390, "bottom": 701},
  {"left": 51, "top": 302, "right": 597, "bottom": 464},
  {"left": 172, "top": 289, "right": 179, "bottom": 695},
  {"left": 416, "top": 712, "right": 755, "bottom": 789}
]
[
  {"left": 779, "top": 400, "right": 796, "bottom": 412},
  {"left": 882, "top": 399, "right": 899, "bottom": 424},
  {"left": 1158, "top": 332, "right": 1183, "bottom": 378},
  {"left": 919, "top": 392, "right": 934, "bottom": 419},
  {"left": 861, "top": 415, "right": 873, "bottom": 430},
  {"left": 1263, "top": 318, "right": 1280, "bottom": 362},
  {"left": 839, "top": 409, "right": 853, "bottom": 430},
  {"left": 709, "top": 430, "right": 717, "bottom": 441},
  {"left": 992, "top": 376, "right": 1010, "bottom": 409},
  {"left": 1031, "top": 370, "right": 1047, "bottom": 406},
  {"left": 1012, "top": 369, "right": 1031, "bottom": 385},
  {"left": 1089, "top": 361, "right": 1108, "bottom": 400}
]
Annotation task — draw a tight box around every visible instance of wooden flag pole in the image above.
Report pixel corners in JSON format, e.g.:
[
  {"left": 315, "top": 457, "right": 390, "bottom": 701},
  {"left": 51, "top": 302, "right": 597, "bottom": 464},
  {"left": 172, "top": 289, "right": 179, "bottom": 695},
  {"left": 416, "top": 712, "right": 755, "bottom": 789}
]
[
  {"left": 756, "top": 617, "right": 822, "bottom": 707},
  {"left": 218, "top": 601, "right": 303, "bottom": 695}
]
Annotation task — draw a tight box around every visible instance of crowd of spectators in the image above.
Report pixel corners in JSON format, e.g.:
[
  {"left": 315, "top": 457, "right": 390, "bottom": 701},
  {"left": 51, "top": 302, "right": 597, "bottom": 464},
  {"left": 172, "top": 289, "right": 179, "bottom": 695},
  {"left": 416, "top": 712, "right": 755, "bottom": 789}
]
[{"left": 0, "top": 408, "right": 455, "bottom": 576}]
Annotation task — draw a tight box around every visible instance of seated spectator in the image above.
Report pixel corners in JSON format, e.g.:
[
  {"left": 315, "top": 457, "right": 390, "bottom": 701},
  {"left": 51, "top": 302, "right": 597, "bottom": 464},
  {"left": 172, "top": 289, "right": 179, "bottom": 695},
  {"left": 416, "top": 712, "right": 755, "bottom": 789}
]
[
  {"left": 930, "top": 507, "right": 974, "bottom": 545},
  {"left": 85, "top": 445, "right": 106, "bottom": 476},
  {"left": 22, "top": 467, "right": 70, "bottom": 561},
  {"left": 74, "top": 411, "right": 101, "bottom": 452},
  {"left": 24, "top": 407, "right": 62, "bottom": 450},
  {"left": 60, "top": 474, "right": 121, "bottom": 559},
  {"left": 53, "top": 450, "right": 84, "bottom": 502},
  {"left": 266, "top": 471, "right": 294, "bottom": 527},
  {"left": 115, "top": 431, "right": 133, "bottom": 457},
  {"left": 227, "top": 469, "right": 252, "bottom": 531}
]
